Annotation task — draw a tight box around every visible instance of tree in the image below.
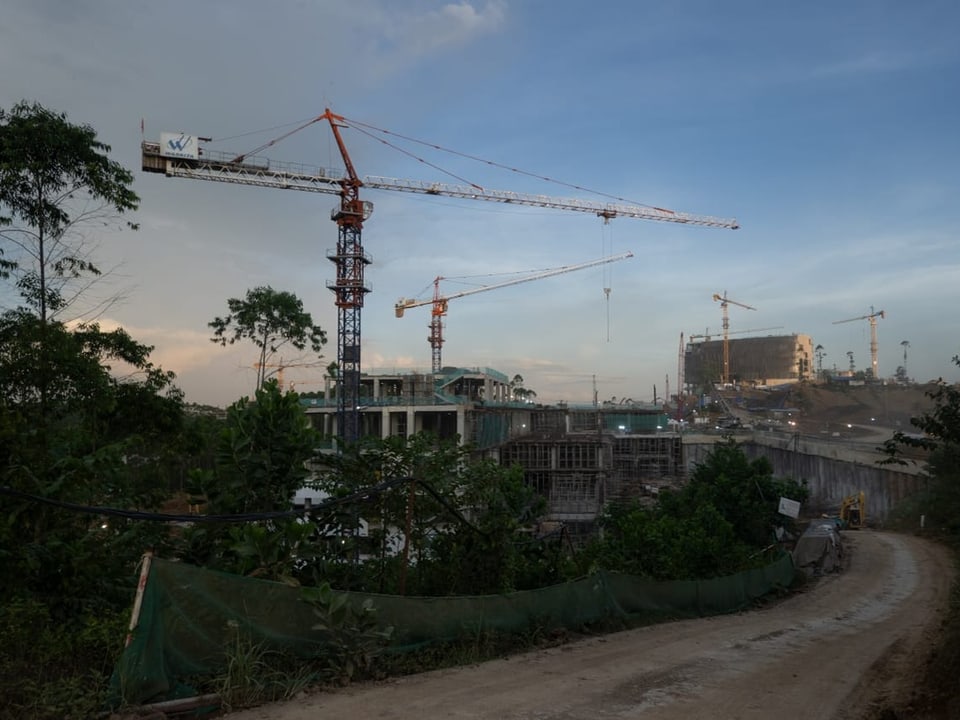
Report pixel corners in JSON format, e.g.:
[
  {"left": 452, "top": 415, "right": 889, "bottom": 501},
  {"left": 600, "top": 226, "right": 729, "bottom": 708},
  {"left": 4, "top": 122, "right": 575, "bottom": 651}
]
[
  {"left": 209, "top": 287, "right": 327, "bottom": 392},
  {"left": 0, "top": 105, "right": 184, "bottom": 717},
  {"left": 880, "top": 357, "right": 960, "bottom": 537},
  {"left": 0, "top": 101, "right": 139, "bottom": 324},
  {"left": 510, "top": 373, "right": 537, "bottom": 402},
  {"left": 587, "top": 440, "right": 807, "bottom": 580}
]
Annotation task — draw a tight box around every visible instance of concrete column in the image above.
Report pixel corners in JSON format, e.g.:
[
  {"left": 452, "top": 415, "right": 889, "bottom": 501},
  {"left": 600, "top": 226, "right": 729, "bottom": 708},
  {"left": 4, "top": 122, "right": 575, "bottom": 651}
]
[{"left": 381, "top": 408, "right": 390, "bottom": 439}]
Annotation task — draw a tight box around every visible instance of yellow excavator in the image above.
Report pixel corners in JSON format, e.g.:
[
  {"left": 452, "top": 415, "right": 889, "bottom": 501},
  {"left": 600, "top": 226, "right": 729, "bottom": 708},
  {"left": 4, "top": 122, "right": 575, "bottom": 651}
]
[{"left": 839, "top": 491, "right": 866, "bottom": 529}]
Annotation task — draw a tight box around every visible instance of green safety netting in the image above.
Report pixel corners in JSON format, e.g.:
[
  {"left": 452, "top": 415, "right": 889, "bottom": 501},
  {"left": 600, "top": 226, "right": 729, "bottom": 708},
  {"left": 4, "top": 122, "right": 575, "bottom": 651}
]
[{"left": 111, "top": 553, "right": 794, "bottom": 706}]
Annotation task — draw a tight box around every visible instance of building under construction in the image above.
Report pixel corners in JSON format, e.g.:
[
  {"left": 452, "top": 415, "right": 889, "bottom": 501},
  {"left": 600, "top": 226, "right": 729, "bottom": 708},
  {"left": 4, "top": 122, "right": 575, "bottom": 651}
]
[
  {"left": 684, "top": 334, "right": 814, "bottom": 390},
  {"left": 303, "top": 367, "right": 683, "bottom": 530}
]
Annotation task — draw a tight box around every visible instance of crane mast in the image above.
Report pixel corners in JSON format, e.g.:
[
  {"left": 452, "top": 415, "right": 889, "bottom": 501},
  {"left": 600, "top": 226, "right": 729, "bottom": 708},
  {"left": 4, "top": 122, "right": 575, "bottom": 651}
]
[
  {"left": 833, "top": 307, "right": 885, "bottom": 380},
  {"left": 395, "top": 251, "right": 633, "bottom": 373},
  {"left": 711, "top": 291, "right": 756, "bottom": 385},
  {"left": 142, "top": 114, "right": 738, "bottom": 443}
]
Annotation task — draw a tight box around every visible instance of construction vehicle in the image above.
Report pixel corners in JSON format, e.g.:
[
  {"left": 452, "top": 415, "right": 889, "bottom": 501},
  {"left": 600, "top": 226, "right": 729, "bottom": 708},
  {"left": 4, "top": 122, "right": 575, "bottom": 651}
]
[
  {"left": 711, "top": 291, "right": 757, "bottom": 385},
  {"left": 839, "top": 491, "right": 867, "bottom": 529},
  {"left": 396, "top": 252, "right": 632, "bottom": 373},
  {"left": 833, "top": 307, "right": 885, "bottom": 380},
  {"left": 141, "top": 112, "right": 738, "bottom": 441}
]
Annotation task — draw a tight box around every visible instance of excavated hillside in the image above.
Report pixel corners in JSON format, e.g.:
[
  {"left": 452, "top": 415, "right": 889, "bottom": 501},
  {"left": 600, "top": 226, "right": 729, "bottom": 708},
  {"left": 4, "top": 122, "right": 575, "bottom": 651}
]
[{"left": 721, "top": 382, "right": 939, "bottom": 438}]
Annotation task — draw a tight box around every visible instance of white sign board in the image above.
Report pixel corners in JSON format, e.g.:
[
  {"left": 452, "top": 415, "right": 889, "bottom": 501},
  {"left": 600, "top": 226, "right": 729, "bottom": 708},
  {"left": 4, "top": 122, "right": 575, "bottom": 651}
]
[
  {"left": 778, "top": 497, "right": 801, "bottom": 519},
  {"left": 160, "top": 132, "right": 199, "bottom": 160}
]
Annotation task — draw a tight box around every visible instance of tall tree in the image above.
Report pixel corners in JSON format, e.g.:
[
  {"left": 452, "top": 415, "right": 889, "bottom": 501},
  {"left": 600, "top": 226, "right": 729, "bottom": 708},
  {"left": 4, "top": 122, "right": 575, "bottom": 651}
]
[
  {"left": 0, "top": 101, "right": 139, "bottom": 323},
  {"left": 209, "top": 286, "right": 327, "bottom": 392}
]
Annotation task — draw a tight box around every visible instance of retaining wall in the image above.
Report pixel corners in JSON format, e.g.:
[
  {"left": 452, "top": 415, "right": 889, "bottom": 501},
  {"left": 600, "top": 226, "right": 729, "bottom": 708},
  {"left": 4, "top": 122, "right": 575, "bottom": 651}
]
[{"left": 682, "top": 432, "right": 927, "bottom": 522}]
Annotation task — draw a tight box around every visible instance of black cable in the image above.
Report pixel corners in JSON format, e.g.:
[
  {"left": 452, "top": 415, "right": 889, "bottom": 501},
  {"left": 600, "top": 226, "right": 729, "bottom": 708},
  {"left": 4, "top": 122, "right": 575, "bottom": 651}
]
[{"left": 0, "top": 476, "right": 410, "bottom": 524}]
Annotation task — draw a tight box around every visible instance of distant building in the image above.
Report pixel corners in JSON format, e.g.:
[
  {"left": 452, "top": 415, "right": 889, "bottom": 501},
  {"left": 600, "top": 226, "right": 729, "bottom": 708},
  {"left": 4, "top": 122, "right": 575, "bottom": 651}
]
[
  {"left": 302, "top": 366, "right": 683, "bottom": 530},
  {"left": 684, "top": 334, "right": 814, "bottom": 390}
]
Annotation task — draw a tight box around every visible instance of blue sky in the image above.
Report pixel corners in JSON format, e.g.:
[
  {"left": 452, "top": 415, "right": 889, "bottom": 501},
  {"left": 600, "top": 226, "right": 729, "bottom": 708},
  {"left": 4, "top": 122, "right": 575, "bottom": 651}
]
[{"left": 1, "top": 1, "right": 958, "bottom": 406}]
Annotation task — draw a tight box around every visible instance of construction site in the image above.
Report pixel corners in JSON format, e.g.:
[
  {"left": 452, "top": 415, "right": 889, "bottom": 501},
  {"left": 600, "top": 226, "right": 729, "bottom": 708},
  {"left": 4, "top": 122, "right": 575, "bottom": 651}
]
[{"left": 143, "top": 118, "right": 927, "bottom": 532}]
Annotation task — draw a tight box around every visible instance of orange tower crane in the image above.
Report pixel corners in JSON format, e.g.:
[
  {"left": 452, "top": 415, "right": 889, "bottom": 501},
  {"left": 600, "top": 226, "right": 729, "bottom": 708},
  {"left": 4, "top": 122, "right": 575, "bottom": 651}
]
[
  {"left": 142, "top": 112, "right": 738, "bottom": 442},
  {"left": 395, "top": 252, "right": 633, "bottom": 373},
  {"left": 711, "top": 291, "right": 757, "bottom": 385},
  {"left": 833, "top": 307, "right": 885, "bottom": 380}
]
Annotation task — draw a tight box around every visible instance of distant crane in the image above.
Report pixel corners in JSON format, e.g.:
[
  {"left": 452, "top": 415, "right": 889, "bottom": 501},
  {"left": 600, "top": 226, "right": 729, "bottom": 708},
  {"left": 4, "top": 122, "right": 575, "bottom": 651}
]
[
  {"left": 253, "top": 359, "right": 324, "bottom": 393},
  {"left": 395, "top": 252, "right": 633, "bottom": 373},
  {"left": 833, "top": 307, "right": 885, "bottom": 380},
  {"left": 676, "top": 332, "right": 685, "bottom": 421},
  {"left": 142, "top": 112, "right": 737, "bottom": 441},
  {"left": 711, "top": 292, "right": 757, "bottom": 385}
]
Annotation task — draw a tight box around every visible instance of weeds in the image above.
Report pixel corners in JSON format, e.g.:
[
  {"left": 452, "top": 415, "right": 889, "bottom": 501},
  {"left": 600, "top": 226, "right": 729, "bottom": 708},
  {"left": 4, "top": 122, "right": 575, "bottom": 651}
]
[
  {"left": 0, "top": 600, "right": 127, "bottom": 720},
  {"left": 214, "top": 625, "right": 317, "bottom": 712},
  {"left": 302, "top": 582, "right": 394, "bottom": 685}
]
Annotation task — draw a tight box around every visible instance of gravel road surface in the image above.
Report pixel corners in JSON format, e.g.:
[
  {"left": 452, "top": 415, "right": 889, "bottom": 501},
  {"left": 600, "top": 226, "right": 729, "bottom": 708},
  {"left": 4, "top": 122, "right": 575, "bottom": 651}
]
[{"left": 225, "top": 530, "right": 953, "bottom": 720}]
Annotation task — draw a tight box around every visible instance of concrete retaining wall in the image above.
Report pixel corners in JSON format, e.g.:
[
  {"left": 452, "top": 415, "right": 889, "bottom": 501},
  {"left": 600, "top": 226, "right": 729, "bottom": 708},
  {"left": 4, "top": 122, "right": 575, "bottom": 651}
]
[{"left": 682, "top": 432, "right": 927, "bottom": 523}]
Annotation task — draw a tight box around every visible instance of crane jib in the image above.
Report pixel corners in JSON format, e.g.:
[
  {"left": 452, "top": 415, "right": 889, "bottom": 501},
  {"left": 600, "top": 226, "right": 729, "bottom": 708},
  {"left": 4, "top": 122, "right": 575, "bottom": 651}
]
[{"left": 140, "top": 142, "right": 738, "bottom": 229}]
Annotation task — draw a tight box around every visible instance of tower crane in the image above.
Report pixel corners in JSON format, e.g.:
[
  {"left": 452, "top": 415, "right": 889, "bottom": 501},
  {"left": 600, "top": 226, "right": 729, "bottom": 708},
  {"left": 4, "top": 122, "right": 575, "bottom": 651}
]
[
  {"left": 395, "top": 252, "right": 633, "bottom": 373},
  {"left": 833, "top": 307, "right": 885, "bottom": 380},
  {"left": 711, "top": 292, "right": 757, "bottom": 385},
  {"left": 676, "top": 332, "right": 685, "bottom": 422},
  {"left": 142, "top": 111, "right": 739, "bottom": 442}
]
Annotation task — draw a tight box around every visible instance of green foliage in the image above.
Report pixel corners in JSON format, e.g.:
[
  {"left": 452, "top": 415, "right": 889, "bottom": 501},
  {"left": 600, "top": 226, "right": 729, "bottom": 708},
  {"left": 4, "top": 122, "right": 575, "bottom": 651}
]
[
  {"left": 0, "top": 311, "right": 182, "bottom": 614},
  {"left": 684, "top": 440, "right": 807, "bottom": 548},
  {"left": 882, "top": 355, "right": 960, "bottom": 537},
  {"left": 213, "top": 626, "right": 316, "bottom": 713},
  {"left": 876, "top": 356, "right": 960, "bottom": 720},
  {"left": 309, "top": 433, "right": 554, "bottom": 596},
  {"left": 585, "top": 440, "right": 807, "bottom": 580},
  {"left": 0, "top": 103, "right": 186, "bottom": 717},
  {"left": 201, "top": 380, "right": 319, "bottom": 515},
  {"left": 177, "top": 382, "right": 320, "bottom": 572},
  {"left": 222, "top": 520, "right": 319, "bottom": 585},
  {"left": 0, "top": 599, "right": 128, "bottom": 720},
  {"left": 0, "top": 101, "right": 138, "bottom": 322},
  {"left": 301, "top": 582, "right": 394, "bottom": 686},
  {"left": 209, "top": 286, "right": 327, "bottom": 392}
]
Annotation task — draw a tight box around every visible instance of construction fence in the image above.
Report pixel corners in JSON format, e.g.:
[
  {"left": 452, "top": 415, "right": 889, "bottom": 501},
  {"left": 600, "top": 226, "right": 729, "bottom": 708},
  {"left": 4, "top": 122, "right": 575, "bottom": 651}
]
[{"left": 111, "top": 553, "right": 795, "bottom": 707}]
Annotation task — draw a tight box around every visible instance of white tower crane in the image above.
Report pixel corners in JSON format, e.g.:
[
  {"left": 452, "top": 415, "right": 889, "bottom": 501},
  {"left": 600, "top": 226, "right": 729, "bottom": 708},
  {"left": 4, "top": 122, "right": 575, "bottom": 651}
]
[
  {"left": 833, "top": 307, "right": 885, "bottom": 380},
  {"left": 142, "top": 112, "right": 738, "bottom": 442},
  {"left": 395, "top": 252, "right": 633, "bottom": 373}
]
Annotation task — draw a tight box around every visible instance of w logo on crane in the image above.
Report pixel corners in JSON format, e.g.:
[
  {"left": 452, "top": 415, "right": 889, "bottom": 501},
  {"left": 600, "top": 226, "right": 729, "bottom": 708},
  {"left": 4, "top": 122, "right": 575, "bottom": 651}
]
[
  {"left": 159, "top": 132, "right": 199, "bottom": 159},
  {"left": 166, "top": 134, "right": 191, "bottom": 152}
]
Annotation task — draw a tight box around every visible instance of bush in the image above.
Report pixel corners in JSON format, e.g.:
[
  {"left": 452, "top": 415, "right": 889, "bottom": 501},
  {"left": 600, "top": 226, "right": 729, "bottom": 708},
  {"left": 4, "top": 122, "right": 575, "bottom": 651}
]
[{"left": 0, "top": 600, "right": 128, "bottom": 720}]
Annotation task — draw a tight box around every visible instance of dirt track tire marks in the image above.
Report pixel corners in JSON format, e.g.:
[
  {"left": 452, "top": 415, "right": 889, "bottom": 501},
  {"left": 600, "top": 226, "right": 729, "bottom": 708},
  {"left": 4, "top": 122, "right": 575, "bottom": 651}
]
[{"left": 226, "top": 531, "right": 953, "bottom": 720}]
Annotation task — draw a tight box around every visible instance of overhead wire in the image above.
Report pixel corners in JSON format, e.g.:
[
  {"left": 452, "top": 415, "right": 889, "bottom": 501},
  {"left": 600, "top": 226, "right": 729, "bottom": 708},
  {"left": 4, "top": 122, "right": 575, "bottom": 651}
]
[{"left": 339, "top": 114, "right": 674, "bottom": 212}]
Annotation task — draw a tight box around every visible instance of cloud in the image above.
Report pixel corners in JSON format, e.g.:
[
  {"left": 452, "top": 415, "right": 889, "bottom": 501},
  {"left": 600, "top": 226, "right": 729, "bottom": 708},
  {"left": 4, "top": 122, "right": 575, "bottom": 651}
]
[{"left": 371, "top": 1, "right": 506, "bottom": 70}]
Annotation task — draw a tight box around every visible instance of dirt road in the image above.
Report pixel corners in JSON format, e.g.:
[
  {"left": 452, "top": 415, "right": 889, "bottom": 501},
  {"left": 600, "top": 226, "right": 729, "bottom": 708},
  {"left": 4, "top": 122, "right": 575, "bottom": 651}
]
[{"left": 226, "top": 531, "right": 953, "bottom": 720}]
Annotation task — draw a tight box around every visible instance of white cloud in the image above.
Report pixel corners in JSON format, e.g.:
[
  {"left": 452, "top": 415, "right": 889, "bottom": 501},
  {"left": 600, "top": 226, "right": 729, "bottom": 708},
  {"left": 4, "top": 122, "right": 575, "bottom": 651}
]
[{"left": 383, "top": 1, "right": 506, "bottom": 58}]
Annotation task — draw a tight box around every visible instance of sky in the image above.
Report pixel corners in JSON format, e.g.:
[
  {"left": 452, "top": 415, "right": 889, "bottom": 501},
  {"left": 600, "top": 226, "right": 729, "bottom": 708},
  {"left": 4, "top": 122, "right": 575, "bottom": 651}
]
[{"left": 1, "top": 0, "right": 958, "bottom": 407}]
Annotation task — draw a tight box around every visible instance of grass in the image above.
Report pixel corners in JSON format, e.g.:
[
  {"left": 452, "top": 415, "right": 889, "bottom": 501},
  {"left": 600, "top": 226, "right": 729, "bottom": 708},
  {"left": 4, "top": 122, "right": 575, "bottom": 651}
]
[{"left": 213, "top": 630, "right": 318, "bottom": 713}]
